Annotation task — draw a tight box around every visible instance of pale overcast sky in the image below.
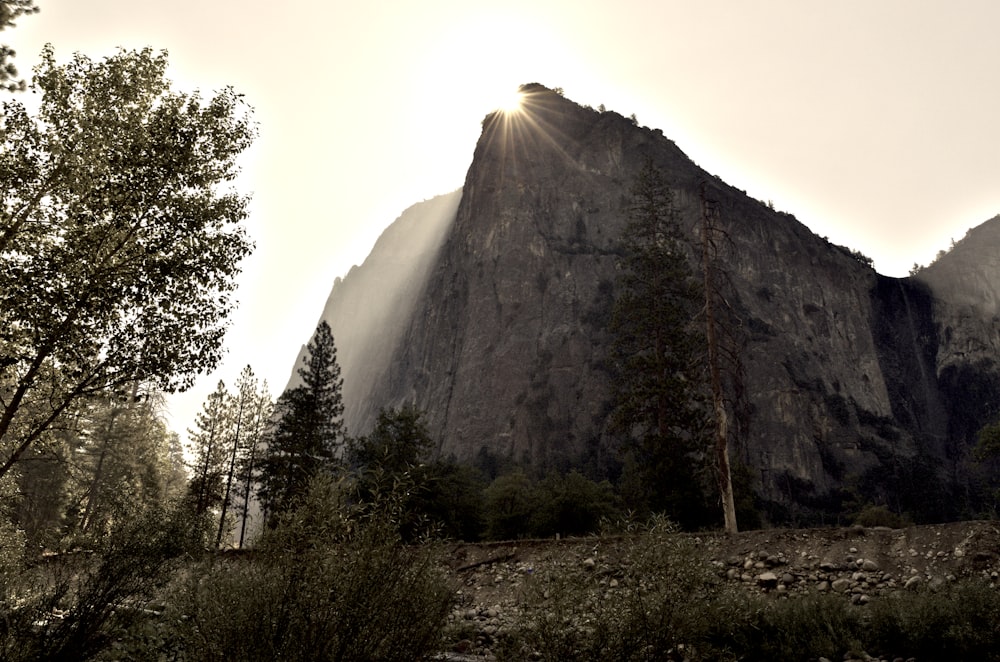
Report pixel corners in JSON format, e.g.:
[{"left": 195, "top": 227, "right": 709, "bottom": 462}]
[{"left": 8, "top": 1, "right": 1000, "bottom": 439}]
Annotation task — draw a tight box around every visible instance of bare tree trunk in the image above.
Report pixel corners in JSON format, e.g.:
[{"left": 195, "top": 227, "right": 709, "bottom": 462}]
[{"left": 701, "top": 184, "right": 738, "bottom": 534}]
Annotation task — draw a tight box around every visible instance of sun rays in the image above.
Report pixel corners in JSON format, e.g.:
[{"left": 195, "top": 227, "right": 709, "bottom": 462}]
[
  {"left": 479, "top": 84, "right": 578, "bottom": 187},
  {"left": 497, "top": 89, "right": 525, "bottom": 114}
]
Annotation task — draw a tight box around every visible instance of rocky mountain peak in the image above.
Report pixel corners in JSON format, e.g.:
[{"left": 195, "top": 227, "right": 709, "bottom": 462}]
[{"left": 303, "top": 86, "right": 1000, "bottom": 523}]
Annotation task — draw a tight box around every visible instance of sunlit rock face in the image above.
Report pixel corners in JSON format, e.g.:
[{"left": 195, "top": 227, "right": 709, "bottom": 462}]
[
  {"left": 313, "top": 84, "right": 1000, "bottom": 520},
  {"left": 290, "top": 190, "right": 461, "bottom": 430}
]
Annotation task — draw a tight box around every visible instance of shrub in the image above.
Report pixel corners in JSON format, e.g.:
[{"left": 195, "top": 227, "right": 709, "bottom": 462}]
[
  {"left": 719, "top": 593, "right": 863, "bottom": 660},
  {"left": 865, "top": 579, "right": 1000, "bottom": 661},
  {"left": 853, "top": 504, "right": 909, "bottom": 528},
  {"left": 168, "top": 474, "right": 455, "bottom": 661},
  {"left": 0, "top": 500, "right": 207, "bottom": 662}
]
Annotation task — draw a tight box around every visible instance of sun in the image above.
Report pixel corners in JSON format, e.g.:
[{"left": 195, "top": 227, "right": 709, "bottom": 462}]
[{"left": 497, "top": 89, "right": 524, "bottom": 114}]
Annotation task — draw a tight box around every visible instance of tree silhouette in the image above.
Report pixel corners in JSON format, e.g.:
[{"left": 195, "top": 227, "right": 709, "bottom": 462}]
[
  {"left": 258, "top": 321, "right": 344, "bottom": 520},
  {"left": 609, "top": 160, "right": 712, "bottom": 528}
]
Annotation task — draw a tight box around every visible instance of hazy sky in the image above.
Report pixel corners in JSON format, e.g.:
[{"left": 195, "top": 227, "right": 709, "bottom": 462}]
[{"left": 8, "top": 1, "right": 1000, "bottom": 439}]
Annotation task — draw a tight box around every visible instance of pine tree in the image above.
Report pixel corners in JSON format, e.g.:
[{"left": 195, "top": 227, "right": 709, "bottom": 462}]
[
  {"left": 610, "top": 160, "right": 713, "bottom": 528},
  {"left": 236, "top": 380, "right": 271, "bottom": 548},
  {"left": 259, "top": 321, "right": 345, "bottom": 520},
  {"left": 186, "top": 381, "right": 231, "bottom": 517},
  {"left": 215, "top": 366, "right": 257, "bottom": 548}
]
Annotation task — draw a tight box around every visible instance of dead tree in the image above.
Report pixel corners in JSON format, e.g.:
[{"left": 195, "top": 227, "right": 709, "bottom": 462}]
[{"left": 699, "top": 181, "right": 741, "bottom": 533}]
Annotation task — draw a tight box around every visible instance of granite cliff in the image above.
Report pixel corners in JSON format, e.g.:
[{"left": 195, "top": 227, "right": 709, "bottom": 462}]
[{"left": 307, "top": 84, "right": 1000, "bottom": 522}]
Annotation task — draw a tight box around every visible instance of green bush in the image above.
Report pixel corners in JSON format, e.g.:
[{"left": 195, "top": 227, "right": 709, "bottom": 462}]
[
  {"left": 483, "top": 470, "right": 539, "bottom": 540},
  {"left": 482, "top": 469, "right": 622, "bottom": 540},
  {"left": 853, "top": 503, "right": 909, "bottom": 528},
  {"left": 0, "top": 501, "right": 207, "bottom": 662},
  {"left": 167, "top": 474, "right": 455, "bottom": 661},
  {"left": 531, "top": 471, "right": 620, "bottom": 538},
  {"left": 718, "top": 593, "right": 863, "bottom": 661}
]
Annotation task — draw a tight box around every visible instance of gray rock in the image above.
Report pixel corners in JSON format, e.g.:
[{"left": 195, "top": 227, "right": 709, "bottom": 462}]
[{"left": 758, "top": 572, "right": 778, "bottom": 588}]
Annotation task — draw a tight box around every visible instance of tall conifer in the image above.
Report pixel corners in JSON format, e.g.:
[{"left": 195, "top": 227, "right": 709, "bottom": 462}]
[
  {"left": 610, "top": 160, "right": 713, "bottom": 528},
  {"left": 186, "top": 381, "right": 231, "bottom": 517},
  {"left": 259, "top": 321, "right": 345, "bottom": 520}
]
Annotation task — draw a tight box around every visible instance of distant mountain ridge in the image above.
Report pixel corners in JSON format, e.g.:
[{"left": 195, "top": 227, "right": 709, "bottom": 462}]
[{"left": 300, "top": 83, "right": 1000, "bottom": 522}]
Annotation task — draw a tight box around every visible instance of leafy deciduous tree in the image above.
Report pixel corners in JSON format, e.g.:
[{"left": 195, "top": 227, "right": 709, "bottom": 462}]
[
  {"left": 482, "top": 469, "right": 538, "bottom": 540},
  {"left": 0, "top": 46, "right": 255, "bottom": 481},
  {"left": 0, "top": 0, "right": 38, "bottom": 92}
]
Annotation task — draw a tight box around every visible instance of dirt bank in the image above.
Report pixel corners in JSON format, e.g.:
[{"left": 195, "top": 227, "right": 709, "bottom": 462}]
[{"left": 443, "top": 520, "right": 1000, "bottom": 627}]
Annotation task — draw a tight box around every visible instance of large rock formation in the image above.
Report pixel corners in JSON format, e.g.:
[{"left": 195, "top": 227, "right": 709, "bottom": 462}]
[{"left": 308, "top": 84, "right": 1000, "bottom": 522}]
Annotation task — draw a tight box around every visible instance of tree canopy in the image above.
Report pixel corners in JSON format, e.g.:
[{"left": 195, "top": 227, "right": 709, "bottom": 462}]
[{"left": 0, "top": 46, "right": 256, "bottom": 479}]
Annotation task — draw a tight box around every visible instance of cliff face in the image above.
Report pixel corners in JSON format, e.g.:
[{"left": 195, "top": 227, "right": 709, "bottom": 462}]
[
  {"left": 293, "top": 190, "right": 461, "bottom": 428},
  {"left": 916, "top": 219, "right": 1000, "bottom": 451},
  {"left": 312, "top": 85, "right": 1000, "bottom": 520}
]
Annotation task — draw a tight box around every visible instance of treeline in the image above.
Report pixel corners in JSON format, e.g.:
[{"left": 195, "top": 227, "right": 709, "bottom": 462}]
[
  {"left": 183, "top": 320, "right": 622, "bottom": 545},
  {"left": 178, "top": 304, "right": 759, "bottom": 545},
  {"left": 8, "top": 385, "right": 187, "bottom": 553}
]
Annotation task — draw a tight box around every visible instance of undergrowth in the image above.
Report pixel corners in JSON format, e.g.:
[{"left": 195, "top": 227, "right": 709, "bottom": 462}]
[{"left": 3, "top": 499, "right": 1000, "bottom": 661}]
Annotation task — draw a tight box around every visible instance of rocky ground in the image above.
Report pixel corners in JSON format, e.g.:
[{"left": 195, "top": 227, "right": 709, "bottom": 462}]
[{"left": 437, "top": 521, "right": 1000, "bottom": 661}]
